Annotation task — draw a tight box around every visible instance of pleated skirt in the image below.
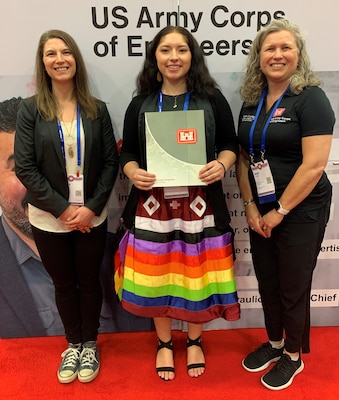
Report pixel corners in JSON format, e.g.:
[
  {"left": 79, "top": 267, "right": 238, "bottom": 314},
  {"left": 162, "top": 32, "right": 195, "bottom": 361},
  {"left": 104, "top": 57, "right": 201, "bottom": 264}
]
[{"left": 121, "top": 187, "right": 240, "bottom": 324}]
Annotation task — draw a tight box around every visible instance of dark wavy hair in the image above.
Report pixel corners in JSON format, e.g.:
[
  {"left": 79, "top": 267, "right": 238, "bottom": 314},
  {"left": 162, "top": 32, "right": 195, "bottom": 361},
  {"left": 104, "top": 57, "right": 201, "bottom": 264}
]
[{"left": 136, "top": 25, "right": 217, "bottom": 97}]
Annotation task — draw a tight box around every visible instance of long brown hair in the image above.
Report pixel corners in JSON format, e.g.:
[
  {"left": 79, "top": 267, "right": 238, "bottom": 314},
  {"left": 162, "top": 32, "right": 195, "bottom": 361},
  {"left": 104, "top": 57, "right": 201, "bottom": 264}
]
[{"left": 35, "top": 29, "right": 99, "bottom": 120}]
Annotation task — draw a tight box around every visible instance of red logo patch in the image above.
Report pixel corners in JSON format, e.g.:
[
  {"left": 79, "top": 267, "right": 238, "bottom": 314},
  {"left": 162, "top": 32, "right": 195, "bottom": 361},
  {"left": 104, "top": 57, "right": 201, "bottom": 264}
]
[
  {"left": 177, "top": 128, "right": 197, "bottom": 144},
  {"left": 273, "top": 108, "right": 286, "bottom": 117}
]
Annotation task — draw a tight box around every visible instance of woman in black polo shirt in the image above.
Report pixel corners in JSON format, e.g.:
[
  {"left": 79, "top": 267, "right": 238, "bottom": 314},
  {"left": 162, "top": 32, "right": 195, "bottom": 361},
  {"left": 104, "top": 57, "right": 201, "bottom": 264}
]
[{"left": 237, "top": 19, "right": 335, "bottom": 391}]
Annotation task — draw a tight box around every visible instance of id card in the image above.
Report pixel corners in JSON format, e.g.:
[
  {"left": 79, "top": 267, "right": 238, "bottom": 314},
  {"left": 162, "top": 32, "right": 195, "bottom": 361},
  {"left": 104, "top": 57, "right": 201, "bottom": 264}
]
[
  {"left": 250, "top": 160, "right": 276, "bottom": 204},
  {"left": 68, "top": 174, "right": 84, "bottom": 205}
]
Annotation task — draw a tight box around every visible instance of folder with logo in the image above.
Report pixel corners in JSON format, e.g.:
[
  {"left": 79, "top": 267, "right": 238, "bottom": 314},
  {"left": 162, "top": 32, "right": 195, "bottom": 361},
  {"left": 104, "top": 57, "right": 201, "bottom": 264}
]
[{"left": 145, "top": 110, "right": 207, "bottom": 187}]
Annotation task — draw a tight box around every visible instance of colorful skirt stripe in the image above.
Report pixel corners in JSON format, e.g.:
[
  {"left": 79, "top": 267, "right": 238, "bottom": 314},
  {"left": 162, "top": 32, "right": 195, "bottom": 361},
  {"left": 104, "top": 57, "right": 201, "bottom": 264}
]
[{"left": 121, "top": 187, "right": 240, "bottom": 324}]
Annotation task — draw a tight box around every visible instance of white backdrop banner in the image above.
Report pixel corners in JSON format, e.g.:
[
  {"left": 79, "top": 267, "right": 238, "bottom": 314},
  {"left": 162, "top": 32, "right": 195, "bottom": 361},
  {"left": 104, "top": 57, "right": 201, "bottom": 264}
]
[{"left": 0, "top": 0, "right": 338, "bottom": 335}]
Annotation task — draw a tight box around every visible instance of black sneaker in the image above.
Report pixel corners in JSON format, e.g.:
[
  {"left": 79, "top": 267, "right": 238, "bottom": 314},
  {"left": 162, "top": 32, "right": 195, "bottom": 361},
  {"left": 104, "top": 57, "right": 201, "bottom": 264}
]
[
  {"left": 78, "top": 341, "right": 100, "bottom": 383},
  {"left": 57, "top": 343, "right": 82, "bottom": 383},
  {"left": 242, "top": 342, "right": 284, "bottom": 372},
  {"left": 261, "top": 354, "right": 304, "bottom": 390}
]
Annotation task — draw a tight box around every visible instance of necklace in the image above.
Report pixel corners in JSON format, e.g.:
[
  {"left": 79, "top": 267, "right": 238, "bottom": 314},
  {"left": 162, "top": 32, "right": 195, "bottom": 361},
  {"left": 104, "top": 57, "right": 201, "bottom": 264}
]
[
  {"left": 61, "top": 108, "right": 76, "bottom": 158},
  {"left": 64, "top": 122, "right": 75, "bottom": 158},
  {"left": 172, "top": 95, "right": 178, "bottom": 109}
]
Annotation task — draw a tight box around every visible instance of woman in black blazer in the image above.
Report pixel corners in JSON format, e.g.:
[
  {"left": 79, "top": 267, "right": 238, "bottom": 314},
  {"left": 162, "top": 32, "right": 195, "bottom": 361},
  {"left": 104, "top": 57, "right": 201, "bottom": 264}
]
[{"left": 14, "top": 29, "right": 119, "bottom": 384}]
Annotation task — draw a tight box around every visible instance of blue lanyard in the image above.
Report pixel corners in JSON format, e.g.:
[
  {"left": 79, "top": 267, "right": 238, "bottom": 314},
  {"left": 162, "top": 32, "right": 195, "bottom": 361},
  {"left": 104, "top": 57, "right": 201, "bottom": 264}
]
[
  {"left": 249, "top": 86, "right": 289, "bottom": 161},
  {"left": 57, "top": 104, "right": 81, "bottom": 168},
  {"left": 158, "top": 91, "right": 190, "bottom": 112}
]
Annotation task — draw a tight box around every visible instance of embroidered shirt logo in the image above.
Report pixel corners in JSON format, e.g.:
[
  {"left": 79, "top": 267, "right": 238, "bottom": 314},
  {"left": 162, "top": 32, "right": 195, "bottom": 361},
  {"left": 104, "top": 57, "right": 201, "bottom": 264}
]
[
  {"left": 177, "top": 128, "right": 197, "bottom": 144},
  {"left": 273, "top": 108, "right": 286, "bottom": 117}
]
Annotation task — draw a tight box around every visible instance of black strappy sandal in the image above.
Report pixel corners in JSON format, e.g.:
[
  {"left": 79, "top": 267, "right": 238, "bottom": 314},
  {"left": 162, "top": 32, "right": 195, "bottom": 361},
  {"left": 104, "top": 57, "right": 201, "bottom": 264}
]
[
  {"left": 156, "top": 338, "right": 175, "bottom": 380},
  {"left": 187, "top": 336, "right": 206, "bottom": 371}
]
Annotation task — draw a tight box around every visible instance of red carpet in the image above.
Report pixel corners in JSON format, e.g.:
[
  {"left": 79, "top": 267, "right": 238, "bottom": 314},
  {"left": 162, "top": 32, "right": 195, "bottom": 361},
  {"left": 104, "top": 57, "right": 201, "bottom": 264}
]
[{"left": 0, "top": 327, "right": 338, "bottom": 400}]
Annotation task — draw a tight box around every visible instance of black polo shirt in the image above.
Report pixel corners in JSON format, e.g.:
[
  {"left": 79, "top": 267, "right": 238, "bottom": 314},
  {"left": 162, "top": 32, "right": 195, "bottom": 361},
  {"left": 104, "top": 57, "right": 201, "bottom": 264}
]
[{"left": 237, "top": 86, "right": 335, "bottom": 211}]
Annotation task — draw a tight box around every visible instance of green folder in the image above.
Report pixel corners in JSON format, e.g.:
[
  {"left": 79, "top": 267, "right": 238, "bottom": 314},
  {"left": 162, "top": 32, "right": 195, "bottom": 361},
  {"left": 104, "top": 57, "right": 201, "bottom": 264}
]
[{"left": 145, "top": 110, "right": 207, "bottom": 187}]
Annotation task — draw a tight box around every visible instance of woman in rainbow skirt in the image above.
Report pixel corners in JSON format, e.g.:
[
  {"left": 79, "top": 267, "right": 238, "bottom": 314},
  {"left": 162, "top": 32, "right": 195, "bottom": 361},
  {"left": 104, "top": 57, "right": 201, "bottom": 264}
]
[{"left": 119, "top": 26, "right": 240, "bottom": 381}]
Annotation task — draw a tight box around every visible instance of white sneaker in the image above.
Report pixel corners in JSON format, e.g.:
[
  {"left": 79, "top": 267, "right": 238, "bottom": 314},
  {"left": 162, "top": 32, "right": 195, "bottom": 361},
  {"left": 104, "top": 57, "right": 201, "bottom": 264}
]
[
  {"left": 57, "top": 344, "right": 82, "bottom": 384},
  {"left": 78, "top": 341, "right": 100, "bottom": 383}
]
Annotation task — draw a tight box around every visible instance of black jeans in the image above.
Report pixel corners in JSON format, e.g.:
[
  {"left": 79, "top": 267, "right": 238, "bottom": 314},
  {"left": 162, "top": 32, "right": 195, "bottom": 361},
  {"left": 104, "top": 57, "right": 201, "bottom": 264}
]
[
  {"left": 249, "top": 200, "right": 331, "bottom": 354},
  {"left": 32, "top": 221, "right": 107, "bottom": 344}
]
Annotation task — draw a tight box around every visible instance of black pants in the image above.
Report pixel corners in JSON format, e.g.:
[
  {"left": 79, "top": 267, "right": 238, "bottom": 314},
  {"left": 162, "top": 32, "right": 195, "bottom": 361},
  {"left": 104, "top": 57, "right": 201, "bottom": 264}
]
[
  {"left": 32, "top": 221, "right": 107, "bottom": 344},
  {"left": 249, "top": 200, "right": 331, "bottom": 354}
]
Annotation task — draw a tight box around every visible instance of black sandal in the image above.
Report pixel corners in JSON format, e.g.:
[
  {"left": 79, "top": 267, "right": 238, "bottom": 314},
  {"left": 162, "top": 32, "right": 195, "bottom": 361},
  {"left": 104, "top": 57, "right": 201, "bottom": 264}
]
[
  {"left": 187, "top": 336, "right": 205, "bottom": 371},
  {"left": 156, "top": 338, "right": 175, "bottom": 380}
]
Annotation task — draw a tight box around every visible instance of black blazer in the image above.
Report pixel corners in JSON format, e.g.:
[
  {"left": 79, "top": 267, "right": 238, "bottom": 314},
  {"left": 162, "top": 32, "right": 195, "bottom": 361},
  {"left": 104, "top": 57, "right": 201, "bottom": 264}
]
[{"left": 14, "top": 97, "right": 119, "bottom": 218}]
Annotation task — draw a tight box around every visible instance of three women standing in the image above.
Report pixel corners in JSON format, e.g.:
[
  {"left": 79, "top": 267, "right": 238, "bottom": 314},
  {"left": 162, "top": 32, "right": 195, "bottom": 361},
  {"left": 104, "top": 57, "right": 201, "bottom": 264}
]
[{"left": 13, "top": 19, "right": 334, "bottom": 391}]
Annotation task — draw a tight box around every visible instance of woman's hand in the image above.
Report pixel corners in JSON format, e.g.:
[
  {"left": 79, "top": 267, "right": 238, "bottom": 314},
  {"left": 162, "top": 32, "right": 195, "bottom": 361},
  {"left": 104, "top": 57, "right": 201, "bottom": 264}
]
[
  {"left": 199, "top": 160, "right": 225, "bottom": 184},
  {"left": 60, "top": 205, "right": 95, "bottom": 233},
  {"left": 132, "top": 168, "right": 156, "bottom": 191},
  {"left": 247, "top": 205, "right": 284, "bottom": 238},
  {"left": 258, "top": 209, "right": 284, "bottom": 238},
  {"left": 245, "top": 203, "right": 266, "bottom": 237}
]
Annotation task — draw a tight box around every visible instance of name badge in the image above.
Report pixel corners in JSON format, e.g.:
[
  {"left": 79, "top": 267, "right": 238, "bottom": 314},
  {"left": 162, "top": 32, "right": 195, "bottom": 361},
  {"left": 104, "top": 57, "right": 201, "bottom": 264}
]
[
  {"left": 250, "top": 160, "right": 276, "bottom": 204},
  {"left": 68, "top": 174, "right": 84, "bottom": 205}
]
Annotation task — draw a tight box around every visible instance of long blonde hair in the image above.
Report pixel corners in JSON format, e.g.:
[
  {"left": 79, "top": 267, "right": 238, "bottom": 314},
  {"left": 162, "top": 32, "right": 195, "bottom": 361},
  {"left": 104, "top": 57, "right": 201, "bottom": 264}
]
[
  {"left": 35, "top": 29, "right": 99, "bottom": 120},
  {"left": 240, "top": 19, "right": 321, "bottom": 106}
]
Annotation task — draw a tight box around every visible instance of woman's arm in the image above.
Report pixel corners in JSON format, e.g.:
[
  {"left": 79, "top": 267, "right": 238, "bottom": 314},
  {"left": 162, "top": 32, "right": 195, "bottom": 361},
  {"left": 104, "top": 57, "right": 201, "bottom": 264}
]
[
  {"left": 84, "top": 103, "right": 119, "bottom": 214},
  {"left": 199, "top": 149, "right": 236, "bottom": 184},
  {"left": 120, "top": 96, "right": 156, "bottom": 191},
  {"left": 199, "top": 89, "right": 238, "bottom": 184},
  {"left": 278, "top": 134, "right": 332, "bottom": 211},
  {"left": 236, "top": 147, "right": 266, "bottom": 234},
  {"left": 14, "top": 98, "right": 70, "bottom": 217},
  {"left": 260, "top": 134, "right": 332, "bottom": 238},
  {"left": 123, "top": 160, "right": 156, "bottom": 191}
]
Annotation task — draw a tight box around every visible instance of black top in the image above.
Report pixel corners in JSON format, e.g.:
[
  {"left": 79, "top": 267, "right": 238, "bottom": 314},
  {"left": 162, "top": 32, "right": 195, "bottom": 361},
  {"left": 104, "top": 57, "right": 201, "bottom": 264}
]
[
  {"left": 121, "top": 88, "right": 238, "bottom": 169},
  {"left": 237, "top": 86, "right": 335, "bottom": 211},
  {"left": 14, "top": 97, "right": 119, "bottom": 218},
  {"left": 120, "top": 88, "right": 238, "bottom": 230}
]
